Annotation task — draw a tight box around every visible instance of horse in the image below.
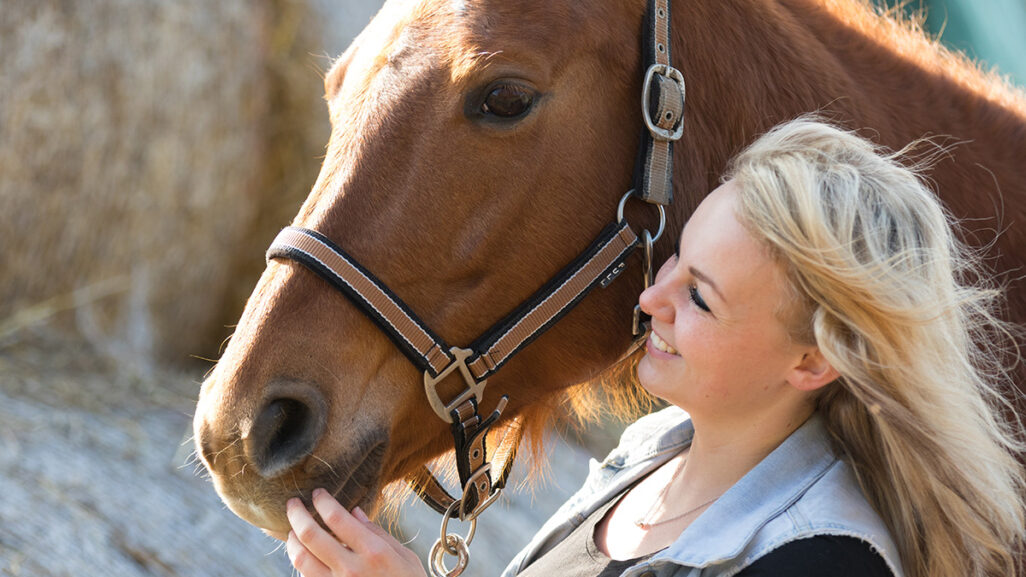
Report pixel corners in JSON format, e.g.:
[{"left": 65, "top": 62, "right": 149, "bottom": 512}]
[{"left": 192, "top": 0, "right": 1026, "bottom": 547}]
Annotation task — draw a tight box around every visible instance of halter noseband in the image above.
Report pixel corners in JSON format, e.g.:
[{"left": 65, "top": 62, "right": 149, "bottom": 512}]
[{"left": 266, "top": 1, "right": 684, "bottom": 574}]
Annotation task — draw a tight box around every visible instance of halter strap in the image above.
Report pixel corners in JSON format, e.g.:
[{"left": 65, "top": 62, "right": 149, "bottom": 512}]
[
  {"left": 635, "top": 0, "right": 685, "bottom": 206},
  {"left": 268, "top": 221, "right": 639, "bottom": 385},
  {"left": 267, "top": 220, "right": 639, "bottom": 522},
  {"left": 267, "top": 227, "right": 454, "bottom": 376}
]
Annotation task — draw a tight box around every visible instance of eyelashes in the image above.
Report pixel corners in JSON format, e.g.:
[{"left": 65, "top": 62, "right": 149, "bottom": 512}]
[
  {"left": 689, "top": 285, "right": 711, "bottom": 312},
  {"left": 673, "top": 236, "right": 711, "bottom": 314}
]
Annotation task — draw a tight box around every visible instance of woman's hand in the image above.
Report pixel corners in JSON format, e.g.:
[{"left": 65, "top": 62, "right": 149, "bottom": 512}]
[{"left": 286, "top": 488, "right": 428, "bottom": 577}]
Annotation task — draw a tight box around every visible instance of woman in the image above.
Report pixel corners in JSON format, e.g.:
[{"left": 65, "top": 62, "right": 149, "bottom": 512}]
[{"left": 283, "top": 118, "right": 1026, "bottom": 577}]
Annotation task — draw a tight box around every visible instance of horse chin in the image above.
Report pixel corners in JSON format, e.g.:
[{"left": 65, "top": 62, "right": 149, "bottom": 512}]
[{"left": 211, "top": 433, "right": 389, "bottom": 536}]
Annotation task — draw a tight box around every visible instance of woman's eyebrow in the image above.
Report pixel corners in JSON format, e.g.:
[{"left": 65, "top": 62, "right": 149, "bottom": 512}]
[{"left": 689, "top": 266, "right": 726, "bottom": 303}]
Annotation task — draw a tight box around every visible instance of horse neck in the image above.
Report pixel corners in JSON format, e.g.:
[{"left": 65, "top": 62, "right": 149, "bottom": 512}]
[
  {"left": 669, "top": 0, "right": 1026, "bottom": 189},
  {"left": 667, "top": 0, "right": 1026, "bottom": 314}
]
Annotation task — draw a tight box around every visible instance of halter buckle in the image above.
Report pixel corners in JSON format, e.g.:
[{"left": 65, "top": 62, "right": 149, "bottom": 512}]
[
  {"left": 642, "top": 63, "right": 686, "bottom": 142},
  {"left": 424, "top": 347, "right": 487, "bottom": 423},
  {"left": 459, "top": 463, "right": 503, "bottom": 521}
]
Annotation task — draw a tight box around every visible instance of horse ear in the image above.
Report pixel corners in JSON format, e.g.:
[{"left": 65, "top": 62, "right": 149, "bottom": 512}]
[{"left": 787, "top": 349, "right": 840, "bottom": 392}]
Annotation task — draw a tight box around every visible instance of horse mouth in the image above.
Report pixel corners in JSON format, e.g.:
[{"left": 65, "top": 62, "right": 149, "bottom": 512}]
[
  {"left": 219, "top": 432, "right": 389, "bottom": 535},
  {"left": 316, "top": 436, "right": 388, "bottom": 511}
]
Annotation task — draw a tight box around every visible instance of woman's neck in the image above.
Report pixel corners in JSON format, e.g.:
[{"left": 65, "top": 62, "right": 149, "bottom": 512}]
[{"left": 679, "top": 404, "right": 815, "bottom": 497}]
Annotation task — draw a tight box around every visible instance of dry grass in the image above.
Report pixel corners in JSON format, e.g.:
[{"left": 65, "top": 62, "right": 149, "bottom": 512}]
[{"left": 0, "top": 0, "right": 330, "bottom": 370}]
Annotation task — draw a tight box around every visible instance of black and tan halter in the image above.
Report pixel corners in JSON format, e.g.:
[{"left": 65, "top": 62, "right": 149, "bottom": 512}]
[{"left": 266, "top": 1, "right": 684, "bottom": 575}]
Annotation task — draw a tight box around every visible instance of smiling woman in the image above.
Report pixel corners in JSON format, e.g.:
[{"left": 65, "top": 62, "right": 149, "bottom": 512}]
[
  {"left": 509, "top": 119, "right": 1026, "bottom": 577},
  {"left": 721, "top": 119, "right": 1026, "bottom": 577},
  {"left": 279, "top": 117, "right": 1026, "bottom": 577}
]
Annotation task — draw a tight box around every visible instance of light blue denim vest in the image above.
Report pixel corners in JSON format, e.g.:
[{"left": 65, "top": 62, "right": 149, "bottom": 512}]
[{"left": 500, "top": 406, "right": 905, "bottom": 577}]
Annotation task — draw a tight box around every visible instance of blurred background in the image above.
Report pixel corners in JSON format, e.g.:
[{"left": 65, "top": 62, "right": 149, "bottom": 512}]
[{"left": 0, "top": 1, "right": 1022, "bottom": 576}]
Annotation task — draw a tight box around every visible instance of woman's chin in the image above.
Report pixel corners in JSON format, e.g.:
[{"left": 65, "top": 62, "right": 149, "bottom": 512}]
[
  {"left": 637, "top": 356, "right": 686, "bottom": 406},
  {"left": 637, "top": 355, "right": 666, "bottom": 389}
]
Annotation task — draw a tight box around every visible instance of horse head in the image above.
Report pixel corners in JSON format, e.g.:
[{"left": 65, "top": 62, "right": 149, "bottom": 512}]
[{"left": 193, "top": 0, "right": 661, "bottom": 536}]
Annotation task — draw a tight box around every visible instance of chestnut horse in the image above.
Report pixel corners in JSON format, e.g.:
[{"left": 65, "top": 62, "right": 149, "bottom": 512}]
[{"left": 193, "top": 0, "right": 1026, "bottom": 543}]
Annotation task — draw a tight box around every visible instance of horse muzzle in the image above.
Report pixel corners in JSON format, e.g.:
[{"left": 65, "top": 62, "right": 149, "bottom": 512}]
[{"left": 194, "top": 378, "right": 389, "bottom": 533}]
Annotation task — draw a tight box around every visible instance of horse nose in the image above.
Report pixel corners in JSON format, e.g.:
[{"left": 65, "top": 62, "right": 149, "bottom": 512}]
[{"left": 244, "top": 383, "right": 328, "bottom": 479}]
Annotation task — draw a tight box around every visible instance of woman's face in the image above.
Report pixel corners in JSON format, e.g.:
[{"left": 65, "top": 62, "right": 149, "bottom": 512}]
[{"left": 637, "top": 181, "right": 811, "bottom": 423}]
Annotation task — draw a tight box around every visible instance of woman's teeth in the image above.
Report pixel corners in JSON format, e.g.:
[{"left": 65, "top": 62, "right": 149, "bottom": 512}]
[{"left": 651, "top": 331, "right": 679, "bottom": 355}]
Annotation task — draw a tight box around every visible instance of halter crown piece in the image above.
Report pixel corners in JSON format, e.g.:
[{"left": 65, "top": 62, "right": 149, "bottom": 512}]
[{"left": 265, "top": 1, "right": 684, "bottom": 575}]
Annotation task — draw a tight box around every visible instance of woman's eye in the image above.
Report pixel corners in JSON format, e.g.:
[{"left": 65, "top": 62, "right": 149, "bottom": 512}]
[
  {"left": 689, "top": 285, "right": 711, "bottom": 312},
  {"left": 481, "top": 84, "right": 533, "bottom": 118}
]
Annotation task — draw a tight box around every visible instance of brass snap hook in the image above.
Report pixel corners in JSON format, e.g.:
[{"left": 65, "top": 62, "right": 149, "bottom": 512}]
[{"left": 632, "top": 229, "right": 655, "bottom": 338}]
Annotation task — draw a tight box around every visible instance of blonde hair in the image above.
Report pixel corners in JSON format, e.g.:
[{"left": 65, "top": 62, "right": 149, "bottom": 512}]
[{"left": 726, "top": 117, "right": 1026, "bottom": 577}]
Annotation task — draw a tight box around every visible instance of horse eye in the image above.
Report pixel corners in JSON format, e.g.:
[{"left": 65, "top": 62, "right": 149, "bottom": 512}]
[{"left": 481, "top": 84, "right": 533, "bottom": 118}]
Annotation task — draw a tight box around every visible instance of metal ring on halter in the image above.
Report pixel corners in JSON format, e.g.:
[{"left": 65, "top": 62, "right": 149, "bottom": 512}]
[
  {"left": 617, "top": 189, "right": 667, "bottom": 243},
  {"left": 429, "top": 534, "right": 470, "bottom": 577},
  {"left": 440, "top": 500, "right": 477, "bottom": 555}
]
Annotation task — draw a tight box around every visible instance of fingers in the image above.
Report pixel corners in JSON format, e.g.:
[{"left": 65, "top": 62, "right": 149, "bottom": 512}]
[
  {"left": 286, "top": 530, "right": 332, "bottom": 577},
  {"left": 310, "top": 489, "right": 384, "bottom": 556},
  {"left": 287, "top": 489, "right": 428, "bottom": 577},
  {"left": 287, "top": 496, "right": 353, "bottom": 569}
]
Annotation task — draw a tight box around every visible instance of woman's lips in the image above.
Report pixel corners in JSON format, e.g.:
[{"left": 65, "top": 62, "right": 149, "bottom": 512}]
[{"left": 649, "top": 330, "right": 680, "bottom": 356}]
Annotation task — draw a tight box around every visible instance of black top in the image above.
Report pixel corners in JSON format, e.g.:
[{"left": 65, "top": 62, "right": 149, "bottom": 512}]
[{"left": 736, "top": 534, "right": 893, "bottom": 576}]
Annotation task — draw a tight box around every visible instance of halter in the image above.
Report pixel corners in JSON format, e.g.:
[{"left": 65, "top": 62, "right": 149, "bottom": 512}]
[{"left": 266, "top": 1, "right": 684, "bottom": 574}]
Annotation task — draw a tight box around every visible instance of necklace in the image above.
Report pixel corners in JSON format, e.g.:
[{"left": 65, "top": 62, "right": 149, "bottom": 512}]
[{"left": 633, "top": 457, "right": 723, "bottom": 530}]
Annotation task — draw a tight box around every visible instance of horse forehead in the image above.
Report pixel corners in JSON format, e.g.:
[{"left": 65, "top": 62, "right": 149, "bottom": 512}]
[{"left": 375, "top": 0, "right": 605, "bottom": 73}]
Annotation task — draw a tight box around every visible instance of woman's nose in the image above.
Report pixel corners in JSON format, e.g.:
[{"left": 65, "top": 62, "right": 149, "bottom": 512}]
[{"left": 638, "top": 267, "right": 675, "bottom": 322}]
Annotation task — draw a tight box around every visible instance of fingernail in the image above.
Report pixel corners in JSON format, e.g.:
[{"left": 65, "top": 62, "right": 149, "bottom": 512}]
[
  {"left": 312, "top": 488, "right": 325, "bottom": 498},
  {"left": 287, "top": 498, "right": 300, "bottom": 509},
  {"left": 353, "top": 506, "right": 369, "bottom": 522}
]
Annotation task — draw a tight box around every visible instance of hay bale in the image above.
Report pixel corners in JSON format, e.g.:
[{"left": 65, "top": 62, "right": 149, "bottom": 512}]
[{"left": 0, "top": 0, "right": 335, "bottom": 368}]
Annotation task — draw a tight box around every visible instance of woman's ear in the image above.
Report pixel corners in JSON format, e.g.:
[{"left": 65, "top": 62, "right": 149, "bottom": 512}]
[{"left": 787, "top": 348, "right": 840, "bottom": 392}]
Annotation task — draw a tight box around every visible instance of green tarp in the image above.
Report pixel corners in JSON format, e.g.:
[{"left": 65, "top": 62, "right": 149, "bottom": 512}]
[{"left": 876, "top": 0, "right": 1026, "bottom": 86}]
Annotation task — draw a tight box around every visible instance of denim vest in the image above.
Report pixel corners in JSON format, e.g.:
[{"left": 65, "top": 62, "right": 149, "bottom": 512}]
[{"left": 500, "top": 407, "right": 905, "bottom": 577}]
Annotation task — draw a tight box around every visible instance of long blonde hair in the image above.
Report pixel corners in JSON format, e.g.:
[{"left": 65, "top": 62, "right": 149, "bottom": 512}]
[{"left": 726, "top": 117, "right": 1026, "bottom": 577}]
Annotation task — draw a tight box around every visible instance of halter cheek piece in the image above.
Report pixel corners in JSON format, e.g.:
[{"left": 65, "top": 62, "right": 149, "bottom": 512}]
[{"left": 266, "top": 1, "right": 683, "bottom": 574}]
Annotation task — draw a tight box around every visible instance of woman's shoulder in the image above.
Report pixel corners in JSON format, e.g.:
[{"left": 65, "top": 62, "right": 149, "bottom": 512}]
[{"left": 745, "top": 457, "right": 905, "bottom": 577}]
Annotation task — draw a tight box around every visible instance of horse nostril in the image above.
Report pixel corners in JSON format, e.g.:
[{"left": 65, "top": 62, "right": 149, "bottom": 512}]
[{"left": 246, "top": 388, "right": 327, "bottom": 479}]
